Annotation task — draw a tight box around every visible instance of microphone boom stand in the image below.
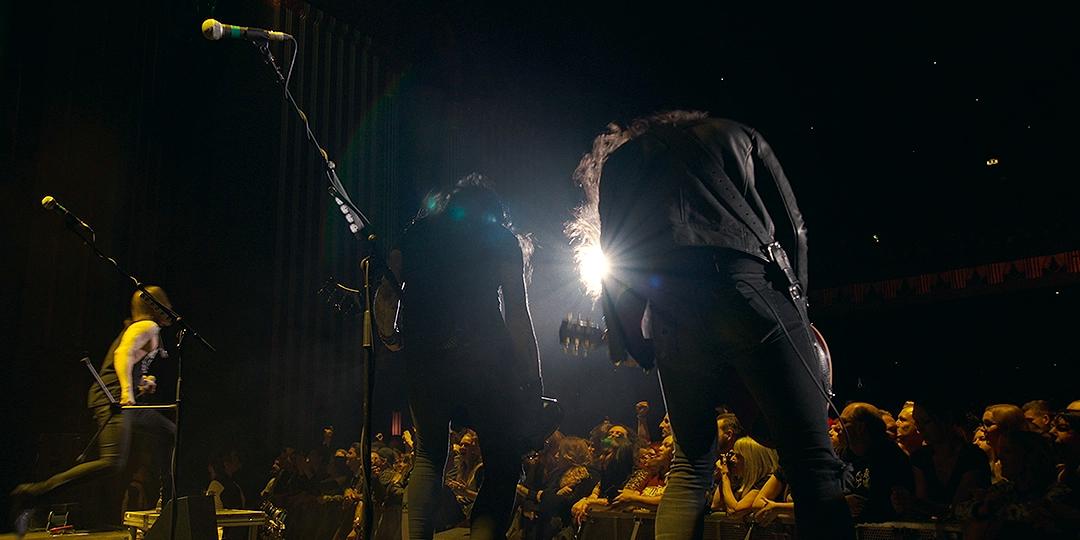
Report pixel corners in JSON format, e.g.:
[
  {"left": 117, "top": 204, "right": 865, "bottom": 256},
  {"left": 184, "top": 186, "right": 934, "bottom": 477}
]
[
  {"left": 252, "top": 39, "right": 379, "bottom": 540},
  {"left": 60, "top": 218, "right": 215, "bottom": 540}
]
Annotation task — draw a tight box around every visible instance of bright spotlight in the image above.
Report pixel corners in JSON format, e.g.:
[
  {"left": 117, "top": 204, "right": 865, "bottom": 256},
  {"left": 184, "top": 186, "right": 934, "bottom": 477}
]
[{"left": 579, "top": 244, "right": 609, "bottom": 297}]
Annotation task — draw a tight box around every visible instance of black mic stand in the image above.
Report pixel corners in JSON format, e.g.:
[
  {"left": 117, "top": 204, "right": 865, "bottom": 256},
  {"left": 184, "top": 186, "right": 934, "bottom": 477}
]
[
  {"left": 61, "top": 219, "right": 215, "bottom": 540},
  {"left": 252, "top": 38, "right": 380, "bottom": 540}
]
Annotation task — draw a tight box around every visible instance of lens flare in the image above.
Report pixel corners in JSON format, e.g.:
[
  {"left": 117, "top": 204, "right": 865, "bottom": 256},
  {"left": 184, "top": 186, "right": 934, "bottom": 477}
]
[{"left": 578, "top": 244, "right": 609, "bottom": 297}]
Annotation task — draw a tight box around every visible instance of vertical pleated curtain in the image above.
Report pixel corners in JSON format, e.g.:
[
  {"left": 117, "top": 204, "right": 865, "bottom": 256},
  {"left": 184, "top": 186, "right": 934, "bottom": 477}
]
[{"left": 265, "top": 2, "right": 402, "bottom": 445}]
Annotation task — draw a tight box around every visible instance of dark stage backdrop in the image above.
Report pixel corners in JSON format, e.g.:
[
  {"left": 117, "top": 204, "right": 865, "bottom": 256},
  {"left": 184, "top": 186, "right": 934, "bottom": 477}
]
[
  {"left": 1, "top": 0, "right": 423, "bottom": 503},
  {"left": 0, "top": 1, "right": 666, "bottom": 511}
]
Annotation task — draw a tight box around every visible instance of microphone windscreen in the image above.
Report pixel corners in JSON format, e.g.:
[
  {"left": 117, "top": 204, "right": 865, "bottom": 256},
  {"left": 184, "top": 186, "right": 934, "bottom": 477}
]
[
  {"left": 41, "top": 195, "right": 56, "bottom": 209},
  {"left": 201, "top": 19, "right": 223, "bottom": 40}
]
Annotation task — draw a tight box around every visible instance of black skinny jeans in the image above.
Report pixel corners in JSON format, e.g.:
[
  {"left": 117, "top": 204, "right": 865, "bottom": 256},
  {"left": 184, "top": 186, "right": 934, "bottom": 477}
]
[
  {"left": 36, "top": 405, "right": 175, "bottom": 502},
  {"left": 648, "top": 251, "right": 854, "bottom": 540},
  {"left": 406, "top": 338, "right": 536, "bottom": 540}
]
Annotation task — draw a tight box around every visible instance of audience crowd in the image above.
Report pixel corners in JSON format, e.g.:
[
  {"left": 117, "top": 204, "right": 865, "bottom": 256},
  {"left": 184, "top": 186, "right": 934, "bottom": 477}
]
[{"left": 234, "top": 397, "right": 1079, "bottom": 540}]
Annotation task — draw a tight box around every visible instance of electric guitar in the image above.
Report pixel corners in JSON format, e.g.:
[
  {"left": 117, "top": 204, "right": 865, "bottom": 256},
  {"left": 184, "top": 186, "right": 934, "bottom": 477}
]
[
  {"left": 557, "top": 316, "right": 606, "bottom": 357},
  {"left": 319, "top": 276, "right": 403, "bottom": 352}
]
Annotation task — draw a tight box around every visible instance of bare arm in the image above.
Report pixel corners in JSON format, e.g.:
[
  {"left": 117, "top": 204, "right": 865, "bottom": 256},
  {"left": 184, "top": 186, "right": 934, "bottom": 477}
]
[
  {"left": 719, "top": 473, "right": 740, "bottom": 513},
  {"left": 612, "top": 489, "right": 662, "bottom": 509},
  {"left": 114, "top": 320, "right": 159, "bottom": 404},
  {"left": 710, "top": 483, "right": 724, "bottom": 512},
  {"left": 635, "top": 401, "right": 651, "bottom": 444},
  {"left": 752, "top": 475, "right": 784, "bottom": 511},
  {"left": 732, "top": 488, "right": 762, "bottom": 515}
]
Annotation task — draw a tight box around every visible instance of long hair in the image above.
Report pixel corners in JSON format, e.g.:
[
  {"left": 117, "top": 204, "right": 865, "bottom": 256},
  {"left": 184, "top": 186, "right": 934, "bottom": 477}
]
[
  {"left": 565, "top": 111, "right": 708, "bottom": 298},
  {"left": 985, "top": 404, "right": 1025, "bottom": 432},
  {"left": 412, "top": 173, "right": 535, "bottom": 281},
  {"left": 733, "top": 436, "right": 778, "bottom": 497},
  {"left": 556, "top": 436, "right": 593, "bottom": 490}
]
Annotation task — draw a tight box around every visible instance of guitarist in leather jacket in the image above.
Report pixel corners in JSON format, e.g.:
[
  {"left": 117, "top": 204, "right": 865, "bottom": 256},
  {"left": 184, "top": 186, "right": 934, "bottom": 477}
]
[
  {"left": 378, "top": 174, "right": 544, "bottom": 540},
  {"left": 573, "top": 111, "right": 853, "bottom": 539}
]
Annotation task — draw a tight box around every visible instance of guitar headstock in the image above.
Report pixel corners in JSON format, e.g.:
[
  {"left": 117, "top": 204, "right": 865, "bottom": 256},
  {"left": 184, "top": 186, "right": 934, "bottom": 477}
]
[
  {"left": 318, "top": 277, "right": 362, "bottom": 316},
  {"left": 558, "top": 315, "right": 606, "bottom": 357},
  {"left": 327, "top": 171, "right": 371, "bottom": 242}
]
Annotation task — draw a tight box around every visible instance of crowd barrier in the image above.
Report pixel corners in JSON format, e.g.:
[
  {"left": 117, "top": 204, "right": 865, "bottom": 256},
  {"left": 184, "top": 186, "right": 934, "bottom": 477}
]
[{"left": 579, "top": 510, "right": 964, "bottom": 540}]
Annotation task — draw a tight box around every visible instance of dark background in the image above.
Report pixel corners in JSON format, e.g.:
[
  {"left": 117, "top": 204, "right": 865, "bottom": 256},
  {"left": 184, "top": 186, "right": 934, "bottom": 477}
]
[{"left": 2, "top": 0, "right": 1077, "bottom": 525}]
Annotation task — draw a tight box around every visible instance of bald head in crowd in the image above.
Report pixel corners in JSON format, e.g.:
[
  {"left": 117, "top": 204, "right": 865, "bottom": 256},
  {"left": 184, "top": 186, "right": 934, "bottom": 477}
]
[{"left": 839, "top": 402, "right": 888, "bottom": 456}]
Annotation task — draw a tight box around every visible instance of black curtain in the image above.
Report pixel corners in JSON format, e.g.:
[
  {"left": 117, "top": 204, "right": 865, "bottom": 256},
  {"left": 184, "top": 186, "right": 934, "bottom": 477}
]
[{"left": 2, "top": 0, "right": 408, "bottom": 507}]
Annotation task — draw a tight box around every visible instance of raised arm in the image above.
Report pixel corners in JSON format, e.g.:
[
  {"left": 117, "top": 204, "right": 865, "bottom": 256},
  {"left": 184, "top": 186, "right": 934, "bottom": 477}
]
[{"left": 635, "top": 401, "right": 652, "bottom": 444}]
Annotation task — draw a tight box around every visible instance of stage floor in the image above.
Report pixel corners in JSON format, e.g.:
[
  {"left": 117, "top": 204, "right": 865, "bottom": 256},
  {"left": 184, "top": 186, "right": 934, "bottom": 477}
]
[{"left": 0, "top": 531, "right": 129, "bottom": 540}]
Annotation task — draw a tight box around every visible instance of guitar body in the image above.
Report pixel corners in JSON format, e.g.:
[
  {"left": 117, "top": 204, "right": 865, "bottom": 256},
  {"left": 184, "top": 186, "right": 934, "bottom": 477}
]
[
  {"left": 320, "top": 276, "right": 404, "bottom": 352},
  {"left": 373, "top": 277, "right": 403, "bottom": 352},
  {"left": 809, "top": 323, "right": 834, "bottom": 397}
]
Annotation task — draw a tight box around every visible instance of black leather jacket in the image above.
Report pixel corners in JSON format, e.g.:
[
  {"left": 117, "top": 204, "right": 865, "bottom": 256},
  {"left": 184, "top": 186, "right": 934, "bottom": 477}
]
[{"left": 599, "top": 117, "right": 808, "bottom": 290}]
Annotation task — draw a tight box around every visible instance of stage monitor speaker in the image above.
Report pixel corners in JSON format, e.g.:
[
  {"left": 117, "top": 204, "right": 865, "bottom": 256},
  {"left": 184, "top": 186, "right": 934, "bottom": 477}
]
[{"left": 144, "top": 495, "right": 217, "bottom": 540}]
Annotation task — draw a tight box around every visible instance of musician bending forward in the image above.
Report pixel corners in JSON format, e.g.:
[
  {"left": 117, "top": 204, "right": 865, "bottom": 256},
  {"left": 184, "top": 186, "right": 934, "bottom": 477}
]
[
  {"left": 576, "top": 112, "right": 853, "bottom": 539},
  {"left": 12, "top": 287, "right": 177, "bottom": 519},
  {"left": 379, "top": 175, "right": 543, "bottom": 540}
]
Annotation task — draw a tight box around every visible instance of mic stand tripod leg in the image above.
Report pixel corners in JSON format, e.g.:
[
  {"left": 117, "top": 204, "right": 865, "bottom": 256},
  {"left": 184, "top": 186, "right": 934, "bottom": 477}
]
[
  {"left": 74, "top": 406, "right": 118, "bottom": 464},
  {"left": 359, "top": 256, "right": 375, "bottom": 540},
  {"left": 168, "top": 328, "right": 187, "bottom": 540}
]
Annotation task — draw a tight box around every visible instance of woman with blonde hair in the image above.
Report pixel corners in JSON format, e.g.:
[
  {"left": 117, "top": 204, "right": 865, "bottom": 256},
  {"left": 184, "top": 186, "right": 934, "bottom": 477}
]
[
  {"left": 712, "top": 436, "right": 779, "bottom": 517},
  {"left": 982, "top": 403, "right": 1025, "bottom": 483}
]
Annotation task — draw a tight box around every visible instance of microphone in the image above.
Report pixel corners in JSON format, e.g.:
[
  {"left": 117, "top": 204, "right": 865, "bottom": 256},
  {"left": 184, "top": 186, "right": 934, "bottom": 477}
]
[
  {"left": 201, "top": 19, "right": 292, "bottom": 42},
  {"left": 41, "top": 195, "right": 94, "bottom": 234}
]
